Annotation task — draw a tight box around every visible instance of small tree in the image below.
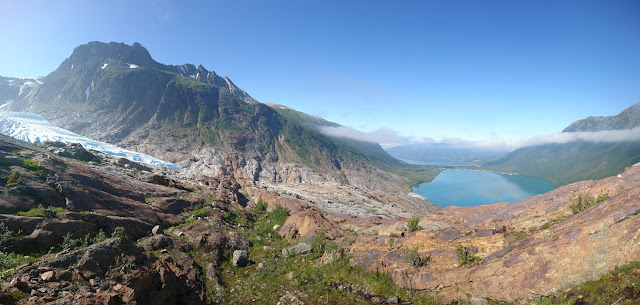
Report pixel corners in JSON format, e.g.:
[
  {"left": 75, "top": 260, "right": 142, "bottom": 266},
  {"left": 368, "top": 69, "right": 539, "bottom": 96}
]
[
  {"left": 407, "top": 215, "right": 422, "bottom": 232},
  {"left": 456, "top": 244, "right": 481, "bottom": 267}
]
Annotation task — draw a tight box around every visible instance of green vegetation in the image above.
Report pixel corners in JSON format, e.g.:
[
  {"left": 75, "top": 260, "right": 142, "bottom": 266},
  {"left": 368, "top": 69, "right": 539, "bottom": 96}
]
[
  {"left": 570, "top": 191, "right": 609, "bottom": 214},
  {"left": 191, "top": 203, "right": 210, "bottom": 218},
  {"left": 537, "top": 261, "right": 640, "bottom": 305},
  {"left": 112, "top": 226, "right": 126, "bottom": 239},
  {"left": 17, "top": 205, "right": 67, "bottom": 218},
  {"left": 407, "top": 215, "right": 423, "bottom": 232},
  {"left": 387, "top": 165, "right": 441, "bottom": 191},
  {"left": 506, "top": 230, "right": 528, "bottom": 241},
  {"left": 271, "top": 102, "right": 441, "bottom": 191},
  {"left": 485, "top": 141, "right": 640, "bottom": 187},
  {"left": 539, "top": 217, "right": 567, "bottom": 231},
  {"left": 0, "top": 251, "right": 34, "bottom": 281},
  {"left": 267, "top": 204, "right": 290, "bottom": 226},
  {"left": 456, "top": 244, "right": 481, "bottom": 267},
  {"left": 5, "top": 170, "right": 22, "bottom": 188},
  {"left": 210, "top": 202, "right": 440, "bottom": 304},
  {"left": 0, "top": 223, "right": 34, "bottom": 281},
  {"left": 51, "top": 228, "right": 121, "bottom": 253},
  {"left": 0, "top": 226, "right": 116, "bottom": 282},
  {"left": 223, "top": 209, "right": 250, "bottom": 227},
  {"left": 0, "top": 222, "right": 20, "bottom": 243},
  {"left": 402, "top": 246, "right": 430, "bottom": 267},
  {"left": 252, "top": 199, "right": 268, "bottom": 215},
  {"left": 21, "top": 158, "right": 44, "bottom": 176}
]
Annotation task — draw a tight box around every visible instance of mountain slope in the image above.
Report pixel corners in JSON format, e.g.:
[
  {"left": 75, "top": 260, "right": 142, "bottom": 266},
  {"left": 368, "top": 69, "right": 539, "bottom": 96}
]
[
  {"left": 485, "top": 102, "right": 640, "bottom": 186},
  {"left": 0, "top": 76, "right": 40, "bottom": 106},
  {"left": 563, "top": 102, "right": 640, "bottom": 132},
  {"left": 5, "top": 41, "right": 437, "bottom": 211}
]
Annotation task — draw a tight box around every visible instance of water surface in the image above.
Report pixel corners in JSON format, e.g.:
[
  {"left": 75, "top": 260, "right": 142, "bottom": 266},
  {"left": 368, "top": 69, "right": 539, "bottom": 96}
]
[{"left": 413, "top": 169, "right": 555, "bottom": 207}]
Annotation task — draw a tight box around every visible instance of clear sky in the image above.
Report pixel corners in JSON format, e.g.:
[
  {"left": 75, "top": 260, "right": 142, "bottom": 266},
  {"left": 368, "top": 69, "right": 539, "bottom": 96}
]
[{"left": 1, "top": 0, "right": 639, "bottom": 145}]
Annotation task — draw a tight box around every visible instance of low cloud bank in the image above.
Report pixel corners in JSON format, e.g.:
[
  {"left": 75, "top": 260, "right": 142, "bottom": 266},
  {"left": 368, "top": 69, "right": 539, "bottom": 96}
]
[
  {"left": 317, "top": 126, "right": 414, "bottom": 147},
  {"left": 426, "top": 127, "right": 640, "bottom": 151},
  {"left": 319, "top": 125, "right": 640, "bottom": 151}
]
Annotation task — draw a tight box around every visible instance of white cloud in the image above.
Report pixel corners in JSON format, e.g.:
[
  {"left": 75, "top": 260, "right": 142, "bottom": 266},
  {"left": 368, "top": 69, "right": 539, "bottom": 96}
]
[
  {"left": 436, "top": 127, "right": 640, "bottom": 150},
  {"left": 318, "top": 126, "right": 414, "bottom": 147},
  {"left": 319, "top": 124, "right": 640, "bottom": 151}
]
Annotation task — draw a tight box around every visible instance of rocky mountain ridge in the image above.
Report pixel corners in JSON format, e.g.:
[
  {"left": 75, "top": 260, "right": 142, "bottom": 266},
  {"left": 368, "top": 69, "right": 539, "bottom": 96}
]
[
  {"left": 4, "top": 41, "right": 437, "bottom": 216},
  {"left": 563, "top": 102, "right": 640, "bottom": 132}
]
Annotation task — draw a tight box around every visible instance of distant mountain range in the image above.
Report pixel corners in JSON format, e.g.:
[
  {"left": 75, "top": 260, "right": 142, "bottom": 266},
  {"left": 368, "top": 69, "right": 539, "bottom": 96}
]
[
  {"left": 485, "top": 102, "right": 640, "bottom": 186},
  {"left": 2, "top": 41, "right": 437, "bottom": 201},
  {"left": 385, "top": 143, "right": 509, "bottom": 166}
]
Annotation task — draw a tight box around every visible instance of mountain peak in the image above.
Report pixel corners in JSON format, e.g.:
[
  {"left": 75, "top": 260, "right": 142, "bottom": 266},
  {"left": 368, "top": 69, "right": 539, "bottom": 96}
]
[
  {"left": 65, "top": 41, "right": 160, "bottom": 70},
  {"left": 563, "top": 102, "right": 640, "bottom": 132}
]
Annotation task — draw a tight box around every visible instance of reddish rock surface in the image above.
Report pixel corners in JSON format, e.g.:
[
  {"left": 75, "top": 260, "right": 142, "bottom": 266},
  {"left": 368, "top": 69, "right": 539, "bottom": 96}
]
[{"left": 349, "top": 163, "right": 640, "bottom": 301}]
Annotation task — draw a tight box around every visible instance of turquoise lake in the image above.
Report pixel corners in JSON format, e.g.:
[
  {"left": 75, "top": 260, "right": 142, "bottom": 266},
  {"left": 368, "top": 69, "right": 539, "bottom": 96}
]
[{"left": 412, "top": 169, "right": 555, "bottom": 207}]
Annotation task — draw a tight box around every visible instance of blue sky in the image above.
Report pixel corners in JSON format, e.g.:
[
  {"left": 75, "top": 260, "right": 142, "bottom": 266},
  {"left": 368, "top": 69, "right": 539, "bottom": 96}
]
[{"left": 1, "top": 0, "right": 639, "bottom": 145}]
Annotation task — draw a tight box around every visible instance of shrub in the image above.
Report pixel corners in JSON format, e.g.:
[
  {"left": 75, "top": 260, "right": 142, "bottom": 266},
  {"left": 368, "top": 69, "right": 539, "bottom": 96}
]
[
  {"left": 402, "top": 246, "right": 430, "bottom": 267},
  {"left": 191, "top": 203, "right": 210, "bottom": 218},
  {"left": 6, "top": 170, "right": 22, "bottom": 187},
  {"left": 112, "top": 226, "right": 126, "bottom": 239},
  {"left": 224, "top": 209, "right": 249, "bottom": 226},
  {"left": 403, "top": 246, "right": 420, "bottom": 266},
  {"left": 18, "top": 205, "right": 60, "bottom": 218},
  {"left": 407, "top": 215, "right": 422, "bottom": 232},
  {"left": 0, "top": 222, "right": 21, "bottom": 243},
  {"left": 92, "top": 229, "right": 108, "bottom": 244},
  {"left": 456, "top": 244, "right": 481, "bottom": 267},
  {"left": 60, "top": 232, "right": 89, "bottom": 251},
  {"left": 252, "top": 199, "right": 268, "bottom": 216},
  {"left": 309, "top": 230, "right": 328, "bottom": 260},
  {"left": 570, "top": 191, "right": 609, "bottom": 214},
  {"left": 268, "top": 204, "right": 289, "bottom": 226},
  {"left": 0, "top": 251, "right": 30, "bottom": 280}
]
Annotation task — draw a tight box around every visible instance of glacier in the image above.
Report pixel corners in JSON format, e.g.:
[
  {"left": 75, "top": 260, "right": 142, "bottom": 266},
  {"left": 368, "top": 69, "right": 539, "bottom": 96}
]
[{"left": 0, "top": 110, "right": 180, "bottom": 170}]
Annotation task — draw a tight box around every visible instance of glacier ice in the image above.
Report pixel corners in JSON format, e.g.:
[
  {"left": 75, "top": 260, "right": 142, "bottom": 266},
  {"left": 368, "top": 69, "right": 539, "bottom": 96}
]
[{"left": 0, "top": 110, "right": 179, "bottom": 170}]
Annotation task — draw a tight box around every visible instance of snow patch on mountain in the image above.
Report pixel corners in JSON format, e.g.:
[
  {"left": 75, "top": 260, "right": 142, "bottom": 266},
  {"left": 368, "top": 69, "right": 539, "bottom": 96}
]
[
  {"left": 128, "top": 63, "right": 138, "bottom": 69},
  {"left": 0, "top": 110, "right": 179, "bottom": 170}
]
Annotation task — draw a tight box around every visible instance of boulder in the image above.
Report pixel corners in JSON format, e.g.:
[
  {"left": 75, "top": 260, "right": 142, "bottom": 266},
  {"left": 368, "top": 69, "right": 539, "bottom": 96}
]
[
  {"left": 140, "top": 234, "right": 174, "bottom": 251},
  {"left": 152, "top": 225, "right": 163, "bottom": 235},
  {"left": 282, "top": 242, "right": 312, "bottom": 258},
  {"left": 40, "top": 271, "right": 55, "bottom": 282},
  {"left": 232, "top": 250, "right": 249, "bottom": 267}
]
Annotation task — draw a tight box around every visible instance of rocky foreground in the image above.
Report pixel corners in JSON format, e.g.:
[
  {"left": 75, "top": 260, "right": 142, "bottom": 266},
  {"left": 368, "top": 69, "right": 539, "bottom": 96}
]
[
  {"left": 349, "top": 163, "right": 640, "bottom": 302},
  {"left": 1, "top": 133, "right": 639, "bottom": 304}
]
